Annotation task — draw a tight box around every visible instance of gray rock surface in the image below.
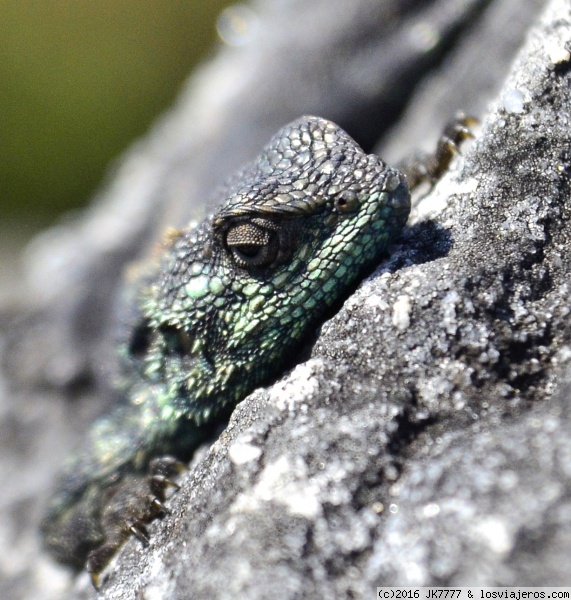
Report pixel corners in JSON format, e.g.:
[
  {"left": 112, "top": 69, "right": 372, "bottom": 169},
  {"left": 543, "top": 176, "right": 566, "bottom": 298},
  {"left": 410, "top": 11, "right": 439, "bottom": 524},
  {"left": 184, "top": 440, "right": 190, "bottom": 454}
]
[{"left": 1, "top": 0, "right": 568, "bottom": 598}]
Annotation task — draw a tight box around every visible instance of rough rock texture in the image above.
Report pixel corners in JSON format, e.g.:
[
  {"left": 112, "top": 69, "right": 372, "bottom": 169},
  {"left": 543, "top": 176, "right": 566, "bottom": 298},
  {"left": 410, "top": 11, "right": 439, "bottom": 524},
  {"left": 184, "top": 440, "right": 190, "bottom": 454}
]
[{"left": 1, "top": 0, "right": 569, "bottom": 598}]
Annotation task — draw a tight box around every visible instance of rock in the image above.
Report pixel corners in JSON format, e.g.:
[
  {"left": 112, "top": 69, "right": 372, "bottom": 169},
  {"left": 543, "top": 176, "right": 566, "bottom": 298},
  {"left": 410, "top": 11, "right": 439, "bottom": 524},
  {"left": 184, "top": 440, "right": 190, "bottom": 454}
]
[{"left": 1, "top": 0, "right": 568, "bottom": 598}]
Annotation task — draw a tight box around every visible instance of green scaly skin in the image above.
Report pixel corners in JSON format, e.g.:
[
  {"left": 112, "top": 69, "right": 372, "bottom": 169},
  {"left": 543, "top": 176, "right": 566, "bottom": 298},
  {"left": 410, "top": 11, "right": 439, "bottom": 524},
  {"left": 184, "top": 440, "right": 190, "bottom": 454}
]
[{"left": 41, "top": 116, "right": 410, "bottom": 572}]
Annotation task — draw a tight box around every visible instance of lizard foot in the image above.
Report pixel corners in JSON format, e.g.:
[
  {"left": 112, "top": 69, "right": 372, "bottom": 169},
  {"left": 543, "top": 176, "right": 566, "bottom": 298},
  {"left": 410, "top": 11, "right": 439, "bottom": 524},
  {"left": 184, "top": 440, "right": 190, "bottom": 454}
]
[
  {"left": 398, "top": 114, "right": 478, "bottom": 191},
  {"left": 86, "top": 456, "right": 186, "bottom": 589}
]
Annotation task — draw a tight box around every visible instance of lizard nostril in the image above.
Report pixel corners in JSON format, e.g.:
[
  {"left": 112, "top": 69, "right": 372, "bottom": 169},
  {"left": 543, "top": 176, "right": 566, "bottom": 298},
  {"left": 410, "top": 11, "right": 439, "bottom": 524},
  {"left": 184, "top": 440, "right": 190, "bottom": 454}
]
[{"left": 128, "top": 321, "right": 153, "bottom": 358}]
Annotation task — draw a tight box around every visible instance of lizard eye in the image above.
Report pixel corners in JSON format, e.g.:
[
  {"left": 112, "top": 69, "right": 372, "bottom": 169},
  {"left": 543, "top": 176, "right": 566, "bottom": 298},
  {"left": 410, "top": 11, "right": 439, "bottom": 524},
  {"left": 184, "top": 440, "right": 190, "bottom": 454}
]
[{"left": 225, "top": 221, "right": 278, "bottom": 268}]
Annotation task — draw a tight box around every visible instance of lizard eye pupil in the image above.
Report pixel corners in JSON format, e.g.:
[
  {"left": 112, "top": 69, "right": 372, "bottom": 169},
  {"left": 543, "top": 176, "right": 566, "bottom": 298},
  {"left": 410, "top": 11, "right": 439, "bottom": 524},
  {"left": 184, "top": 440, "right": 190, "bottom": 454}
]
[
  {"left": 234, "top": 244, "right": 262, "bottom": 259},
  {"left": 225, "top": 221, "right": 278, "bottom": 268}
]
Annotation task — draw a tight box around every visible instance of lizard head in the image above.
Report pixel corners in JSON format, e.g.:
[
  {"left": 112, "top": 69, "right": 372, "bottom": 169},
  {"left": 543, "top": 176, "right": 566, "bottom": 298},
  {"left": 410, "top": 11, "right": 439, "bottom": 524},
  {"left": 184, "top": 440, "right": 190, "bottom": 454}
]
[{"left": 131, "top": 116, "right": 410, "bottom": 416}]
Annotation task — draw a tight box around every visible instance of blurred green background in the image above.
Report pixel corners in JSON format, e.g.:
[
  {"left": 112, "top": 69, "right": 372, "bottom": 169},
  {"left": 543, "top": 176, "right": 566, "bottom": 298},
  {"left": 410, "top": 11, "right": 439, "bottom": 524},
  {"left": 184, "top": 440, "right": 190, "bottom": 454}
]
[{"left": 0, "top": 0, "right": 231, "bottom": 237}]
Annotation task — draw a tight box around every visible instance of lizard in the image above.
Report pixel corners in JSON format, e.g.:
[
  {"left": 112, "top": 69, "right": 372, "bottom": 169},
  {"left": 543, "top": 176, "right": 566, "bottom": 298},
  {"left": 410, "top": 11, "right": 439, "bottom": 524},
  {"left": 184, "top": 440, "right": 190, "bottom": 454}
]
[{"left": 40, "top": 114, "right": 474, "bottom": 587}]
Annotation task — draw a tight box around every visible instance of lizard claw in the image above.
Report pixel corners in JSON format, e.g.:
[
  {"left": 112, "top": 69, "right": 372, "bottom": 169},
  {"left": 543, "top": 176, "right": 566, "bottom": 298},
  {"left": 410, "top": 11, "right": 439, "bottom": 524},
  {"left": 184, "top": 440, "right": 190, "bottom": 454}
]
[{"left": 128, "top": 522, "right": 150, "bottom": 546}]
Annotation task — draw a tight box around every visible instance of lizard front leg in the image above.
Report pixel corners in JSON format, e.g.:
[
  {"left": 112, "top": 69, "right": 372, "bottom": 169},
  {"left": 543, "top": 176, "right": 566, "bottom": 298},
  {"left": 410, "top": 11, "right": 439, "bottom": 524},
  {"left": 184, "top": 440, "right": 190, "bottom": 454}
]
[{"left": 40, "top": 387, "right": 207, "bottom": 573}]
